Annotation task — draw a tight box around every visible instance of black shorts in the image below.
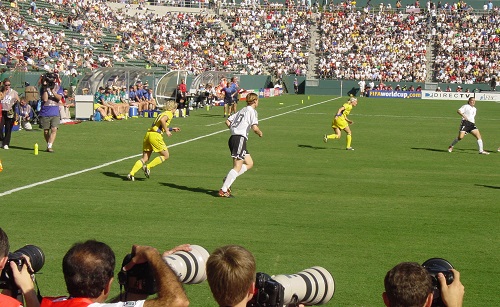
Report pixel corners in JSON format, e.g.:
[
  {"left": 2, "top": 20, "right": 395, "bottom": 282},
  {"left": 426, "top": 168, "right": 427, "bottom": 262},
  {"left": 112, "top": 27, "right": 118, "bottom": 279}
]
[
  {"left": 225, "top": 99, "right": 233, "bottom": 106},
  {"left": 459, "top": 120, "right": 477, "bottom": 134},
  {"left": 228, "top": 135, "right": 249, "bottom": 160}
]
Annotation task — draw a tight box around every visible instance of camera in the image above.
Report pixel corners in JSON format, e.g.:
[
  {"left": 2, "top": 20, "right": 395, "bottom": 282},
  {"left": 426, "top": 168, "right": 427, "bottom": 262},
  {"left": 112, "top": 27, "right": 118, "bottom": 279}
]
[
  {"left": 118, "top": 245, "right": 209, "bottom": 295},
  {"left": 41, "top": 72, "right": 57, "bottom": 90},
  {"left": 247, "top": 266, "right": 335, "bottom": 307},
  {"left": 422, "top": 258, "right": 455, "bottom": 307},
  {"left": 0, "top": 245, "right": 45, "bottom": 291}
]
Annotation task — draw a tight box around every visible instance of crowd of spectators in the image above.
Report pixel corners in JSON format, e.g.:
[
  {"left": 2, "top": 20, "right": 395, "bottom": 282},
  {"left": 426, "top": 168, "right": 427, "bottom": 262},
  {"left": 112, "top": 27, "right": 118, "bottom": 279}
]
[
  {"left": 0, "top": 0, "right": 499, "bottom": 86},
  {"left": 316, "top": 10, "right": 428, "bottom": 82}
]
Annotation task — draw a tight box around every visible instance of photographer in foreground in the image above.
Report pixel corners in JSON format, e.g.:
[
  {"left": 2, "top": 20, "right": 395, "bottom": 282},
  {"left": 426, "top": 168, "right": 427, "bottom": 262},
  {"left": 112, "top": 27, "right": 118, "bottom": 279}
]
[
  {"left": 206, "top": 245, "right": 305, "bottom": 307},
  {"left": 39, "top": 73, "right": 62, "bottom": 153},
  {"left": 0, "top": 228, "right": 40, "bottom": 307},
  {"left": 383, "top": 262, "right": 464, "bottom": 307},
  {"left": 41, "top": 240, "right": 189, "bottom": 307}
]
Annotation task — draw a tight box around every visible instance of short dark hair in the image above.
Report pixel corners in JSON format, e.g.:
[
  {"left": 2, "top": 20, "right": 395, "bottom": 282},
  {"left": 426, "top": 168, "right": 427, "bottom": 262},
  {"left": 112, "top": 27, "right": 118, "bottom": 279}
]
[
  {"left": 0, "top": 228, "right": 9, "bottom": 258},
  {"left": 62, "top": 240, "right": 115, "bottom": 298},
  {"left": 384, "top": 262, "right": 433, "bottom": 307}
]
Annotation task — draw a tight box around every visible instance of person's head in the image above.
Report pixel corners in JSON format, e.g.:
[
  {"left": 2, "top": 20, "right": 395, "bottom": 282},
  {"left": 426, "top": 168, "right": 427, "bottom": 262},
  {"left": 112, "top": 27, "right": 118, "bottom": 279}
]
[
  {"left": 468, "top": 97, "right": 475, "bottom": 106},
  {"left": 164, "top": 100, "right": 178, "bottom": 112},
  {"left": 206, "top": 245, "right": 256, "bottom": 307},
  {"left": 246, "top": 93, "right": 258, "bottom": 107},
  {"left": 62, "top": 240, "right": 115, "bottom": 300},
  {"left": 0, "top": 228, "right": 9, "bottom": 269},
  {"left": 3, "top": 78, "right": 11, "bottom": 89},
  {"left": 383, "top": 262, "right": 433, "bottom": 307},
  {"left": 349, "top": 97, "right": 358, "bottom": 106}
]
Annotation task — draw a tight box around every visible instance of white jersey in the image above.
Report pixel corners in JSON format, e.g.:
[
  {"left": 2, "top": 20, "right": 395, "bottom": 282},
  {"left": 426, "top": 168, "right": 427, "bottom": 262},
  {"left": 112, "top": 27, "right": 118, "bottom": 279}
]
[
  {"left": 458, "top": 104, "right": 476, "bottom": 123},
  {"left": 228, "top": 105, "right": 258, "bottom": 139}
]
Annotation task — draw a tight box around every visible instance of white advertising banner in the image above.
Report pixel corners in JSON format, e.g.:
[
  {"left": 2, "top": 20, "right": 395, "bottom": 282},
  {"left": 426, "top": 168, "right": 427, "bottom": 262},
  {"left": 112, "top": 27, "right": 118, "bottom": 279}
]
[
  {"left": 474, "top": 92, "right": 500, "bottom": 102},
  {"left": 421, "top": 91, "right": 474, "bottom": 101}
]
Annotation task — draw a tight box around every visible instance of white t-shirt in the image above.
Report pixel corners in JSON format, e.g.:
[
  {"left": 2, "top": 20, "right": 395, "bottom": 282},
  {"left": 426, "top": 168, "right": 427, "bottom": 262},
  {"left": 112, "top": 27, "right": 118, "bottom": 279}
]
[
  {"left": 89, "top": 302, "right": 145, "bottom": 307},
  {"left": 228, "top": 105, "right": 259, "bottom": 139},
  {"left": 458, "top": 104, "right": 476, "bottom": 123}
]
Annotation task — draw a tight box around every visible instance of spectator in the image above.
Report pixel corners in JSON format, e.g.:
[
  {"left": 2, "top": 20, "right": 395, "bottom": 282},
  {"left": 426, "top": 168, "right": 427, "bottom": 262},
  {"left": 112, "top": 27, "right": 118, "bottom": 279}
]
[
  {"left": 383, "top": 262, "right": 464, "bottom": 307},
  {"left": 0, "top": 227, "right": 40, "bottom": 307},
  {"left": 40, "top": 240, "right": 189, "bottom": 307},
  {"left": 0, "top": 78, "right": 20, "bottom": 150}
]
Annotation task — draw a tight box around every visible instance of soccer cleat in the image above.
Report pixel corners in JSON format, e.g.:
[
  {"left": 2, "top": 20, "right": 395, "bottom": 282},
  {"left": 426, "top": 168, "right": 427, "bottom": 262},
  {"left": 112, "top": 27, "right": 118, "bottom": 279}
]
[
  {"left": 323, "top": 135, "right": 328, "bottom": 143},
  {"left": 218, "top": 189, "right": 233, "bottom": 198},
  {"left": 3, "top": 145, "right": 8, "bottom": 150},
  {"left": 127, "top": 174, "right": 135, "bottom": 181},
  {"left": 497, "top": 147, "right": 500, "bottom": 152},
  {"left": 46, "top": 148, "right": 54, "bottom": 153},
  {"left": 448, "top": 146, "right": 453, "bottom": 153},
  {"left": 143, "top": 165, "right": 150, "bottom": 178},
  {"left": 346, "top": 147, "right": 354, "bottom": 150},
  {"left": 479, "top": 151, "right": 490, "bottom": 155},
  {"left": 223, "top": 177, "right": 232, "bottom": 193}
]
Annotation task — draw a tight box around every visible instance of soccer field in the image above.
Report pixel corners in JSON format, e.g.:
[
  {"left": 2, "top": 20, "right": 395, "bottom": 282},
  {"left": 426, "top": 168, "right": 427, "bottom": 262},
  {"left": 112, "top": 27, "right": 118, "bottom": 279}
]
[{"left": 1, "top": 95, "right": 499, "bottom": 306}]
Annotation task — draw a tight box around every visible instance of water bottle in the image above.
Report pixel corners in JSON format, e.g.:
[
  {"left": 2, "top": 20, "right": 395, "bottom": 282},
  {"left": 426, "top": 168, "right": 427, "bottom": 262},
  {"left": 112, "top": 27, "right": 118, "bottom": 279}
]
[{"left": 34, "top": 143, "right": 38, "bottom": 155}]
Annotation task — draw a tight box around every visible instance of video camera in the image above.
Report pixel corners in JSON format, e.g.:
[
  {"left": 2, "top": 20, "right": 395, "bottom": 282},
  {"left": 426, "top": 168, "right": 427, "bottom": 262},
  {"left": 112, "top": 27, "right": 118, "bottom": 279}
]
[
  {"left": 118, "top": 245, "right": 209, "bottom": 295},
  {"left": 41, "top": 72, "right": 57, "bottom": 90},
  {"left": 247, "top": 266, "right": 335, "bottom": 307},
  {"left": 0, "top": 245, "right": 45, "bottom": 294},
  {"left": 422, "top": 258, "right": 455, "bottom": 307}
]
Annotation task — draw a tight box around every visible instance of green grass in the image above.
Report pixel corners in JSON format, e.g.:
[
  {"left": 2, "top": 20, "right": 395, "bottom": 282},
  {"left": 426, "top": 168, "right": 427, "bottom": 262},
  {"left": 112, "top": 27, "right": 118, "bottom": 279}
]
[{"left": 1, "top": 95, "right": 499, "bottom": 306}]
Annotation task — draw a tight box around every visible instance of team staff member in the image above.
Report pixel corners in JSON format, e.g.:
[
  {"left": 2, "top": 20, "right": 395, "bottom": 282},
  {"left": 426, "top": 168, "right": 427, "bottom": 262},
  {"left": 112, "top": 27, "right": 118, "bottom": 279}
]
[
  {"left": 0, "top": 228, "right": 40, "bottom": 307},
  {"left": 229, "top": 77, "right": 239, "bottom": 116},
  {"left": 39, "top": 73, "right": 62, "bottom": 153},
  {"left": 0, "top": 78, "right": 20, "bottom": 150},
  {"left": 219, "top": 93, "right": 262, "bottom": 198},
  {"left": 448, "top": 97, "right": 490, "bottom": 155},
  {"left": 323, "top": 97, "right": 358, "bottom": 150},
  {"left": 127, "top": 100, "right": 180, "bottom": 181}
]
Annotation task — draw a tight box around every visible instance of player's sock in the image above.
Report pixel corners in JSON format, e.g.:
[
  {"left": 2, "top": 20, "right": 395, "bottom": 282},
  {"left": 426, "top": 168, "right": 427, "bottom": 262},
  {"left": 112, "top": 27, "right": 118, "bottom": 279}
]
[
  {"left": 346, "top": 134, "right": 352, "bottom": 148},
  {"left": 222, "top": 169, "right": 238, "bottom": 192},
  {"left": 237, "top": 164, "right": 248, "bottom": 176},
  {"left": 477, "top": 139, "right": 484, "bottom": 152},
  {"left": 450, "top": 138, "right": 459, "bottom": 146},
  {"left": 326, "top": 134, "right": 339, "bottom": 140},
  {"left": 147, "top": 156, "right": 165, "bottom": 169},
  {"left": 130, "top": 160, "right": 143, "bottom": 176}
]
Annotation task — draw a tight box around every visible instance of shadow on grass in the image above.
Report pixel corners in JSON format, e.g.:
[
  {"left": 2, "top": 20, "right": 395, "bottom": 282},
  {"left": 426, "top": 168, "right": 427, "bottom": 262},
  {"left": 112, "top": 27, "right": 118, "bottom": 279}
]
[
  {"left": 160, "top": 182, "right": 219, "bottom": 196},
  {"left": 298, "top": 144, "right": 329, "bottom": 150},
  {"left": 196, "top": 114, "right": 225, "bottom": 118},
  {"left": 102, "top": 172, "right": 147, "bottom": 181},
  {"left": 475, "top": 184, "right": 500, "bottom": 189},
  {"left": 411, "top": 147, "right": 478, "bottom": 154}
]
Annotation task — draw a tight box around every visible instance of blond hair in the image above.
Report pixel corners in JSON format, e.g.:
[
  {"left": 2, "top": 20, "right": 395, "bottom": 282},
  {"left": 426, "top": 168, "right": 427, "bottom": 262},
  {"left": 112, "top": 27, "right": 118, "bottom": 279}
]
[
  {"left": 164, "top": 100, "right": 178, "bottom": 112},
  {"left": 246, "top": 93, "right": 258, "bottom": 105}
]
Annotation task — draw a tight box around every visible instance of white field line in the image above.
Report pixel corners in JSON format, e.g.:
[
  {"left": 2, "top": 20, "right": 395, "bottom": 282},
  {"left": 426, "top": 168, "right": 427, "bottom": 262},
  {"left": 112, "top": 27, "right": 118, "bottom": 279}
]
[{"left": 0, "top": 97, "right": 341, "bottom": 197}]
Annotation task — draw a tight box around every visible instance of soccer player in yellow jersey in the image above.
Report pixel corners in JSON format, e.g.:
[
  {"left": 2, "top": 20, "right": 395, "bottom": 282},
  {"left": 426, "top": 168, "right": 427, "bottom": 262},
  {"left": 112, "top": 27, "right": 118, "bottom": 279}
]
[
  {"left": 127, "top": 100, "right": 180, "bottom": 181},
  {"left": 323, "top": 97, "right": 358, "bottom": 150}
]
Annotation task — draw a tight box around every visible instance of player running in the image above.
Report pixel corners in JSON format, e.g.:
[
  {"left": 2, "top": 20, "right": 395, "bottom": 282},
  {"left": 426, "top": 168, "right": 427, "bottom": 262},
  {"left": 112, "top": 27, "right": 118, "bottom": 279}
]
[
  {"left": 219, "top": 93, "right": 263, "bottom": 198},
  {"left": 127, "top": 100, "right": 180, "bottom": 181},
  {"left": 323, "top": 97, "right": 358, "bottom": 150},
  {"left": 448, "top": 97, "right": 490, "bottom": 155}
]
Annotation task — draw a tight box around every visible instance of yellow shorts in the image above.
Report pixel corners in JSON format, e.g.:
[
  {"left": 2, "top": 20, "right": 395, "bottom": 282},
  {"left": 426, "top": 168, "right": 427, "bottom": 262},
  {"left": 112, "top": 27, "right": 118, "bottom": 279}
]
[
  {"left": 332, "top": 117, "right": 348, "bottom": 130},
  {"left": 143, "top": 131, "right": 167, "bottom": 152}
]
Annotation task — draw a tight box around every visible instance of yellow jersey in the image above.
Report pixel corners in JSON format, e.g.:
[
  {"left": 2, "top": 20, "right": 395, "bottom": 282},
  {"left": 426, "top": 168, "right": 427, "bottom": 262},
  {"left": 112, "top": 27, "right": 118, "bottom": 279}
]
[{"left": 148, "top": 110, "right": 173, "bottom": 133}]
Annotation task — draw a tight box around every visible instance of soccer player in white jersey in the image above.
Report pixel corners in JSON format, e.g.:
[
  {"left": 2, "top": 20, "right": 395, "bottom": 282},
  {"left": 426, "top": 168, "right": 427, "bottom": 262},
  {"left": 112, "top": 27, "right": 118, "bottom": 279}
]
[
  {"left": 448, "top": 97, "right": 490, "bottom": 155},
  {"left": 219, "top": 93, "right": 263, "bottom": 198}
]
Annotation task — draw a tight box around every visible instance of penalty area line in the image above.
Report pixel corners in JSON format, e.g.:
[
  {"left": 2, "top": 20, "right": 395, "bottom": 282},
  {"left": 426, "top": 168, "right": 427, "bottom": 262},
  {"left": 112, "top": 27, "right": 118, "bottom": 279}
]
[{"left": 0, "top": 97, "right": 341, "bottom": 198}]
